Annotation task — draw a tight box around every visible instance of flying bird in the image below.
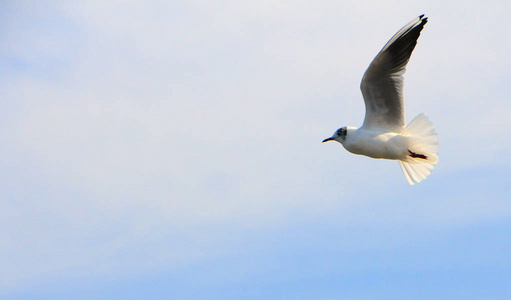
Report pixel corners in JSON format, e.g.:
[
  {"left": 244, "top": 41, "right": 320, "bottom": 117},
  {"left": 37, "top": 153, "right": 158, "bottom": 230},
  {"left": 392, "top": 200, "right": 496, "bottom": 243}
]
[{"left": 322, "top": 15, "right": 438, "bottom": 185}]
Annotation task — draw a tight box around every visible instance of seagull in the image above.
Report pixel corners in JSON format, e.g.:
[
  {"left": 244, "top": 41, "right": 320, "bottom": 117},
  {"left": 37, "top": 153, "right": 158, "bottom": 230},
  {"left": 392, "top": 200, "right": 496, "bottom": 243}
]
[{"left": 322, "top": 15, "right": 438, "bottom": 185}]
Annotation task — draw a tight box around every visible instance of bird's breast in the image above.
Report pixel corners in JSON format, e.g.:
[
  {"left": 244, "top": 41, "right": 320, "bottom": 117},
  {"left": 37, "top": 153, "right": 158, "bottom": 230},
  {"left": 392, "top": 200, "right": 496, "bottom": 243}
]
[{"left": 343, "top": 130, "right": 409, "bottom": 160}]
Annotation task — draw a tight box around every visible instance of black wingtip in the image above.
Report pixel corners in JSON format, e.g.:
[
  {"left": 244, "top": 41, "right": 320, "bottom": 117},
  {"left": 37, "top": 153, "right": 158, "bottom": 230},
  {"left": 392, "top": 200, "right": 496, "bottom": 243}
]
[{"left": 419, "top": 14, "right": 428, "bottom": 24}]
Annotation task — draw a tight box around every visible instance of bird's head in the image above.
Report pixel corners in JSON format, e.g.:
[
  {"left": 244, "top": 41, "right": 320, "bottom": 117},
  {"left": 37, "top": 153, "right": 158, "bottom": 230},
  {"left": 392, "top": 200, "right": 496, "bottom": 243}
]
[{"left": 322, "top": 126, "right": 348, "bottom": 144}]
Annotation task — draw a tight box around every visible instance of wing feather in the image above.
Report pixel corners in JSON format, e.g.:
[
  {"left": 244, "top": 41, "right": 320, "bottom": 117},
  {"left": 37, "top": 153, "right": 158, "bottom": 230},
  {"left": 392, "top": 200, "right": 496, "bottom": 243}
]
[{"left": 360, "top": 15, "right": 428, "bottom": 132}]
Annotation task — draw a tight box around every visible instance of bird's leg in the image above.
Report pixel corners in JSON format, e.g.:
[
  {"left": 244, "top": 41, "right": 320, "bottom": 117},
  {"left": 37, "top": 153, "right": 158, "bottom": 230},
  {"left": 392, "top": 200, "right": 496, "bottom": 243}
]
[{"left": 408, "top": 149, "right": 428, "bottom": 160}]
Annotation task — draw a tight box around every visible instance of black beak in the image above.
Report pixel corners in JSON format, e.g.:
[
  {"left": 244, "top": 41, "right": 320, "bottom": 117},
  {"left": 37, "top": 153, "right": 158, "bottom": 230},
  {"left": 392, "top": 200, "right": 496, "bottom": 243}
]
[{"left": 322, "top": 137, "right": 334, "bottom": 143}]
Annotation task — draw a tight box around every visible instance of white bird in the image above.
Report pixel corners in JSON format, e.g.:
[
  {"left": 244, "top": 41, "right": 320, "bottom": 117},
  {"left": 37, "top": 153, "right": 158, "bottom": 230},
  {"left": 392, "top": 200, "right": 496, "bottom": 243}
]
[{"left": 322, "top": 15, "right": 438, "bottom": 185}]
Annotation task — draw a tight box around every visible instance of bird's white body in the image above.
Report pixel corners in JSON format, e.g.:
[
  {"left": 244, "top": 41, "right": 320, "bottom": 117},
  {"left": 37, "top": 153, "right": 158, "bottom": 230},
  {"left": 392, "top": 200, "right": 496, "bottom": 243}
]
[
  {"left": 323, "top": 15, "right": 438, "bottom": 185},
  {"left": 342, "top": 127, "right": 410, "bottom": 160},
  {"left": 333, "top": 113, "right": 439, "bottom": 184}
]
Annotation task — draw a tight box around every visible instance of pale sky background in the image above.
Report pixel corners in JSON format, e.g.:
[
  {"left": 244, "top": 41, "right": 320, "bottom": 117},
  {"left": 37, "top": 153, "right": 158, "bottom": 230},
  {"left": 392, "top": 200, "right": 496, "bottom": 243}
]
[{"left": 1, "top": 1, "right": 511, "bottom": 299}]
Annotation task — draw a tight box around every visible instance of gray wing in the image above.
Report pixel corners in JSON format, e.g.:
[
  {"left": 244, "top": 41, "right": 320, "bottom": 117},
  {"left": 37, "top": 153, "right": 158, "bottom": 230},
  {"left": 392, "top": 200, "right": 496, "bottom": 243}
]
[{"left": 360, "top": 15, "right": 428, "bottom": 132}]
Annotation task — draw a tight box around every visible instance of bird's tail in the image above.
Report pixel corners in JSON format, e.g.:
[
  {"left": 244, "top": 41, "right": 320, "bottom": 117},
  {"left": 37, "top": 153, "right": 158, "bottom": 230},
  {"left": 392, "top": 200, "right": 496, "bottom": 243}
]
[{"left": 398, "top": 113, "right": 439, "bottom": 185}]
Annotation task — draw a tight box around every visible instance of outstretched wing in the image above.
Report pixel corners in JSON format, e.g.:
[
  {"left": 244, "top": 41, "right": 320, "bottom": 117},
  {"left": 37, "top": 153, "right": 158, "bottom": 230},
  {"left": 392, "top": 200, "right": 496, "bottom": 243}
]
[{"left": 360, "top": 15, "right": 428, "bottom": 132}]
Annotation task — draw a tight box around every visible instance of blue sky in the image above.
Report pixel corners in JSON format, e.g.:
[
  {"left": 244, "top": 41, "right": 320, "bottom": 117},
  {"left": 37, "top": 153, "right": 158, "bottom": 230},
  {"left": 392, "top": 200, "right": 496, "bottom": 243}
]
[{"left": 1, "top": 1, "right": 510, "bottom": 299}]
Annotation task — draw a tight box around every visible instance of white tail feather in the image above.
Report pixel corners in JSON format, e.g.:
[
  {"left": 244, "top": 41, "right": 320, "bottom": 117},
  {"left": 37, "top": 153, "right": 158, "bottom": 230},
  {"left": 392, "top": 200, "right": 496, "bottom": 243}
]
[{"left": 399, "top": 113, "right": 439, "bottom": 185}]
